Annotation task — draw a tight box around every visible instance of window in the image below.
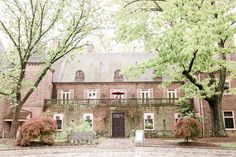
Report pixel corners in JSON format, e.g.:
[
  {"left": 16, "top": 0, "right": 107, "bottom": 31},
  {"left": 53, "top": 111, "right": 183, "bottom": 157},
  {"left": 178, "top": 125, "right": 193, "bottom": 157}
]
[
  {"left": 87, "top": 90, "right": 97, "bottom": 99},
  {"left": 110, "top": 89, "right": 127, "bottom": 99},
  {"left": 110, "top": 89, "right": 127, "bottom": 104},
  {"left": 83, "top": 113, "right": 93, "bottom": 128},
  {"left": 53, "top": 114, "right": 63, "bottom": 131},
  {"left": 166, "top": 89, "right": 178, "bottom": 103},
  {"left": 84, "top": 89, "right": 100, "bottom": 104},
  {"left": 57, "top": 89, "right": 74, "bottom": 104},
  {"left": 62, "top": 91, "right": 70, "bottom": 99},
  {"left": 137, "top": 89, "right": 154, "bottom": 104},
  {"left": 75, "top": 70, "right": 84, "bottom": 82},
  {"left": 224, "top": 80, "right": 231, "bottom": 95},
  {"left": 223, "top": 111, "right": 235, "bottom": 130},
  {"left": 174, "top": 113, "right": 181, "bottom": 123},
  {"left": 114, "top": 70, "right": 124, "bottom": 82},
  {"left": 144, "top": 113, "right": 154, "bottom": 130}
]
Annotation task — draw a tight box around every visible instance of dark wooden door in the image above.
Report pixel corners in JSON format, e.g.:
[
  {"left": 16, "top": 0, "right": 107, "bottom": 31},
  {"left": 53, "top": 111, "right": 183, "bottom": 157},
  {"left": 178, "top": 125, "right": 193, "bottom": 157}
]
[{"left": 112, "top": 113, "right": 125, "bottom": 137}]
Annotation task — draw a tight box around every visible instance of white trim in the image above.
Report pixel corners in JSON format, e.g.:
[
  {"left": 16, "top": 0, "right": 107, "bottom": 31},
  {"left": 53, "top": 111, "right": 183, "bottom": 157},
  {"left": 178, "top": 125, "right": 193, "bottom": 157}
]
[
  {"left": 224, "top": 80, "right": 232, "bottom": 95},
  {"left": 174, "top": 113, "right": 180, "bottom": 121},
  {"left": 83, "top": 113, "right": 93, "bottom": 129},
  {"left": 223, "top": 111, "right": 235, "bottom": 130},
  {"left": 167, "top": 89, "right": 177, "bottom": 99},
  {"left": 61, "top": 91, "right": 70, "bottom": 99},
  {"left": 53, "top": 114, "right": 64, "bottom": 131},
  {"left": 4, "top": 119, "right": 27, "bottom": 122},
  {"left": 87, "top": 89, "right": 98, "bottom": 99},
  {"left": 144, "top": 113, "right": 154, "bottom": 130}
]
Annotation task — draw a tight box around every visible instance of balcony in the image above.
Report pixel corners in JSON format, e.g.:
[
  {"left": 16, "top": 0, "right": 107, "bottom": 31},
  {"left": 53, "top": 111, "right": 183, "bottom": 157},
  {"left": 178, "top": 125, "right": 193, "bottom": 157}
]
[{"left": 44, "top": 98, "right": 178, "bottom": 108}]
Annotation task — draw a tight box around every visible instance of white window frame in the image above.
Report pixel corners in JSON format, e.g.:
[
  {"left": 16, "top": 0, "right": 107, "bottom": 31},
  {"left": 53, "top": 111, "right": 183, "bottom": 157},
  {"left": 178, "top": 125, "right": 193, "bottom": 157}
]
[
  {"left": 61, "top": 91, "right": 70, "bottom": 99},
  {"left": 83, "top": 113, "right": 93, "bottom": 129},
  {"left": 167, "top": 89, "right": 177, "bottom": 99},
  {"left": 144, "top": 113, "right": 154, "bottom": 130},
  {"left": 166, "top": 89, "right": 178, "bottom": 103},
  {"left": 223, "top": 111, "right": 235, "bottom": 130},
  {"left": 87, "top": 90, "right": 97, "bottom": 99},
  {"left": 53, "top": 114, "right": 63, "bottom": 131},
  {"left": 141, "top": 90, "right": 150, "bottom": 98},
  {"left": 224, "top": 80, "right": 231, "bottom": 95},
  {"left": 174, "top": 113, "right": 181, "bottom": 123}
]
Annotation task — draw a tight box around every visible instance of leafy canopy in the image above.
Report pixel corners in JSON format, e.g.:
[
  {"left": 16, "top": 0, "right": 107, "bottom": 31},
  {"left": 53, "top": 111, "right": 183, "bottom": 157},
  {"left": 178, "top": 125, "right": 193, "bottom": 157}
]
[
  {"left": 0, "top": 0, "right": 102, "bottom": 103},
  {"left": 115, "top": 0, "right": 236, "bottom": 98}
]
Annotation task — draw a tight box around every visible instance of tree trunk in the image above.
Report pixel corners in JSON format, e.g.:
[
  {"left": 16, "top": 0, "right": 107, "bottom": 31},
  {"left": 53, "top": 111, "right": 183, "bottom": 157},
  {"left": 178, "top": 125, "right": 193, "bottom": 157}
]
[
  {"left": 9, "top": 105, "right": 21, "bottom": 138},
  {"left": 207, "top": 98, "right": 227, "bottom": 137}
]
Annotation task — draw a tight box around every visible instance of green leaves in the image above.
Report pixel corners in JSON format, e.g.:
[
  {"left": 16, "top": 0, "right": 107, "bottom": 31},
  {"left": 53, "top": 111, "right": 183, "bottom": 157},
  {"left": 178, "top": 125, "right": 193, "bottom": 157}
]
[
  {"left": 115, "top": 0, "right": 236, "bottom": 99},
  {"left": 0, "top": 0, "right": 102, "bottom": 105}
]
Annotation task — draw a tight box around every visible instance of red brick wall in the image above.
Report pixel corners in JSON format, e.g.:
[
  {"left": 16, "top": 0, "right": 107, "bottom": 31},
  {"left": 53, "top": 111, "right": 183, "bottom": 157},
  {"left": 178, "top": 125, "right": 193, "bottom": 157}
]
[
  {"left": 0, "top": 97, "right": 10, "bottom": 133},
  {"left": 49, "top": 81, "right": 181, "bottom": 137},
  {"left": 22, "top": 63, "right": 53, "bottom": 117},
  {"left": 0, "top": 63, "right": 53, "bottom": 131},
  {"left": 195, "top": 77, "right": 236, "bottom": 137},
  {"left": 53, "top": 82, "right": 182, "bottom": 99}
]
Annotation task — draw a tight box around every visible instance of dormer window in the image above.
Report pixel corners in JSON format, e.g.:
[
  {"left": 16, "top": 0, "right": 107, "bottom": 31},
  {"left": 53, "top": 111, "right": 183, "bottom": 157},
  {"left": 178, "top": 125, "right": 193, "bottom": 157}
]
[
  {"left": 114, "top": 70, "right": 124, "bottom": 82},
  {"left": 75, "top": 70, "right": 84, "bottom": 82}
]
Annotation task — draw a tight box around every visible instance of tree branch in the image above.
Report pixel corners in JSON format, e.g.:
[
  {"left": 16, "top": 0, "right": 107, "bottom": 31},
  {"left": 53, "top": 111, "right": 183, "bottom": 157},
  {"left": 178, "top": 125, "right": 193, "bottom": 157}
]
[
  {"left": 0, "top": 20, "right": 18, "bottom": 49},
  {"left": 188, "top": 50, "right": 198, "bottom": 72},
  {"left": 21, "top": 65, "right": 50, "bottom": 106},
  {"left": 124, "top": 0, "right": 165, "bottom": 12},
  {"left": 182, "top": 70, "right": 207, "bottom": 97}
]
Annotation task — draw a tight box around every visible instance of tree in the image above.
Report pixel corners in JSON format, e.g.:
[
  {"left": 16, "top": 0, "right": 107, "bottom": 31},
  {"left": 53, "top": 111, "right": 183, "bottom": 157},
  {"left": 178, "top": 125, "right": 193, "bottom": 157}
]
[
  {"left": 115, "top": 0, "right": 236, "bottom": 136},
  {"left": 0, "top": 0, "right": 101, "bottom": 138},
  {"left": 17, "top": 117, "right": 56, "bottom": 146},
  {"left": 173, "top": 117, "right": 202, "bottom": 142}
]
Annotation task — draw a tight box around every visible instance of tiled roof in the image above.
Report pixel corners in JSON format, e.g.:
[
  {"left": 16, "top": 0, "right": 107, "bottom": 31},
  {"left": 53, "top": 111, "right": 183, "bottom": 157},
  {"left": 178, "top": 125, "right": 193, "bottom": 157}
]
[{"left": 52, "top": 52, "right": 156, "bottom": 82}]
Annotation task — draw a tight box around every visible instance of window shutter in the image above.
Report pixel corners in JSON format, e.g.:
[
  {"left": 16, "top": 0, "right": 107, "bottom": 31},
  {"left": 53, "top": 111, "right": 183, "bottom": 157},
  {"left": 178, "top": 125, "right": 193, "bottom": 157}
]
[
  {"left": 96, "top": 89, "right": 100, "bottom": 99},
  {"left": 69, "top": 89, "right": 74, "bottom": 99},
  {"left": 163, "top": 89, "right": 167, "bottom": 98},
  {"left": 149, "top": 89, "right": 154, "bottom": 98},
  {"left": 84, "top": 89, "right": 88, "bottom": 99},
  {"left": 57, "top": 89, "right": 63, "bottom": 99},
  {"left": 175, "top": 88, "right": 180, "bottom": 98},
  {"left": 137, "top": 89, "right": 142, "bottom": 98}
]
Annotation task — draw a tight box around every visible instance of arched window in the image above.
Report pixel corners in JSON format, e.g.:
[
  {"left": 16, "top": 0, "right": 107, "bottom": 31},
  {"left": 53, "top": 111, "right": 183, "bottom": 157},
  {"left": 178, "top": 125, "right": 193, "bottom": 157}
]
[
  {"left": 75, "top": 70, "right": 84, "bottom": 82},
  {"left": 114, "top": 70, "right": 124, "bottom": 82}
]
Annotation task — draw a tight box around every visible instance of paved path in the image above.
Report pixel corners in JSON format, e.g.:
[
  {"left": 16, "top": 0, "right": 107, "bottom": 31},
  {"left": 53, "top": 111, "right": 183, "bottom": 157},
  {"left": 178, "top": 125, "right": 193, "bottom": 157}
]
[{"left": 1, "top": 139, "right": 236, "bottom": 157}]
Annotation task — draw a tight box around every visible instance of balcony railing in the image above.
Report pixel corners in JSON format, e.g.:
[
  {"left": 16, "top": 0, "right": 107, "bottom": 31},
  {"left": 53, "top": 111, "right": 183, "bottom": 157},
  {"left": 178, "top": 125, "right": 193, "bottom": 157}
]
[{"left": 44, "top": 98, "right": 178, "bottom": 108}]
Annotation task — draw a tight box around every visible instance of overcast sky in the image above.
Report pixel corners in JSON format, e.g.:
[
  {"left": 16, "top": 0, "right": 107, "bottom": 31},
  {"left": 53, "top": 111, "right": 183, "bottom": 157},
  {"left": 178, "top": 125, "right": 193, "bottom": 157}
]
[{"left": 0, "top": 1, "right": 235, "bottom": 53}]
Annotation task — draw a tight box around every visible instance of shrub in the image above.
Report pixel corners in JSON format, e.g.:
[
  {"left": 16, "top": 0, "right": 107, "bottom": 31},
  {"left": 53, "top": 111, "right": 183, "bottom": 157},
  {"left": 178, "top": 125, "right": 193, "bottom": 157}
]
[
  {"left": 127, "top": 128, "right": 137, "bottom": 138},
  {"left": 17, "top": 117, "right": 56, "bottom": 146},
  {"left": 173, "top": 117, "right": 202, "bottom": 142},
  {"left": 56, "top": 119, "right": 94, "bottom": 142}
]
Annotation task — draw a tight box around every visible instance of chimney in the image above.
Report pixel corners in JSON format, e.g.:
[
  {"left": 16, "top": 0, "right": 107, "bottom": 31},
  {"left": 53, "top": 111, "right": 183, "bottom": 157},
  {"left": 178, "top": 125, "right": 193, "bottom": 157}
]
[{"left": 87, "top": 44, "right": 94, "bottom": 53}]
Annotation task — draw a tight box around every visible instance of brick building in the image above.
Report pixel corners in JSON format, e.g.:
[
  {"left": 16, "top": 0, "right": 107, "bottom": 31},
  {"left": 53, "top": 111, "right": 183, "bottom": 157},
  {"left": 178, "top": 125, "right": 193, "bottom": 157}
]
[
  {"left": 45, "top": 53, "right": 182, "bottom": 137},
  {"left": 0, "top": 49, "right": 236, "bottom": 137}
]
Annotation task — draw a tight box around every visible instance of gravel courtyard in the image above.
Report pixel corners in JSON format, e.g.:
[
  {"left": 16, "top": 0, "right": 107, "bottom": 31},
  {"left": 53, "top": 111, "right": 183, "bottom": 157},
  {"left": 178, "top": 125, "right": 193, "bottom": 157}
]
[
  {"left": 1, "top": 146, "right": 236, "bottom": 157},
  {"left": 1, "top": 139, "right": 236, "bottom": 157}
]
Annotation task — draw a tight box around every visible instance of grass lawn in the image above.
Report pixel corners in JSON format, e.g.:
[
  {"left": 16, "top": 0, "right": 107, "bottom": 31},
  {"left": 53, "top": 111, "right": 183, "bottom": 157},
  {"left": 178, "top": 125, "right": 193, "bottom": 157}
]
[
  {"left": 0, "top": 144, "right": 9, "bottom": 149},
  {"left": 219, "top": 143, "right": 236, "bottom": 149}
]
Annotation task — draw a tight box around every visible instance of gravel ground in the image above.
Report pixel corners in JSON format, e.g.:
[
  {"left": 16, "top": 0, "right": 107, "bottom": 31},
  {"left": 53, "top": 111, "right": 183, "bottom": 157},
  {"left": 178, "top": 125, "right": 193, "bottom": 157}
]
[
  {"left": 0, "top": 139, "right": 236, "bottom": 157},
  {"left": 1, "top": 145, "right": 236, "bottom": 157}
]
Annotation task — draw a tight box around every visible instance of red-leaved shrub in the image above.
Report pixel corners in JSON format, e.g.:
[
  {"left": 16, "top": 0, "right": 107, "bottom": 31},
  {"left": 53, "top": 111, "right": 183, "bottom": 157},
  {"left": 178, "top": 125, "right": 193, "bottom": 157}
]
[
  {"left": 17, "top": 117, "right": 56, "bottom": 146},
  {"left": 173, "top": 117, "right": 202, "bottom": 142}
]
